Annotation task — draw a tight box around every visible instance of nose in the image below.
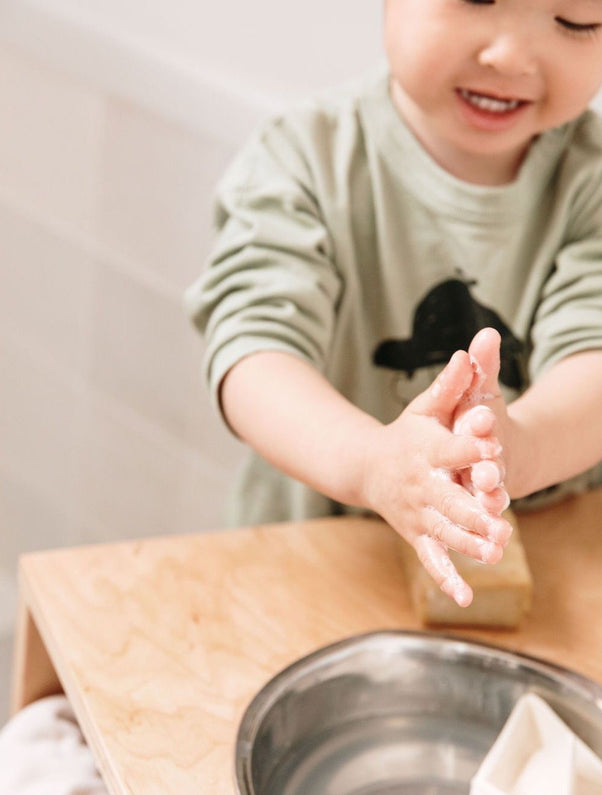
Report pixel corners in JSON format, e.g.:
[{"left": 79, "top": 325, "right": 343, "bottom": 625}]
[{"left": 478, "top": 33, "right": 538, "bottom": 78}]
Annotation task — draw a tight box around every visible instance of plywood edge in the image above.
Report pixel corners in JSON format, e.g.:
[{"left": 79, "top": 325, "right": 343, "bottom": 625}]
[{"left": 13, "top": 556, "right": 128, "bottom": 795}]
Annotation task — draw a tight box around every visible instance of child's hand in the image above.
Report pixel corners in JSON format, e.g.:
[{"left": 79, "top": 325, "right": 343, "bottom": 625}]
[
  {"left": 453, "top": 328, "right": 512, "bottom": 515},
  {"left": 361, "top": 348, "right": 513, "bottom": 607}
]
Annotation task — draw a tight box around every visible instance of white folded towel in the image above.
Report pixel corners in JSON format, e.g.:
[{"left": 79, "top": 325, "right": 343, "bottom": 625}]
[
  {"left": 471, "top": 693, "right": 602, "bottom": 795},
  {"left": 0, "top": 695, "right": 108, "bottom": 794}
]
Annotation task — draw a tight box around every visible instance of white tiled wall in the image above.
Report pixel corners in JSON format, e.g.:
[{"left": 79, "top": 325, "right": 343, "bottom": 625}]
[
  {"left": 95, "top": 99, "right": 233, "bottom": 290},
  {"left": 0, "top": 0, "right": 385, "bottom": 717},
  {"left": 0, "top": 43, "right": 246, "bottom": 717},
  {"left": 0, "top": 46, "right": 104, "bottom": 236},
  {"left": 0, "top": 0, "right": 387, "bottom": 723}
]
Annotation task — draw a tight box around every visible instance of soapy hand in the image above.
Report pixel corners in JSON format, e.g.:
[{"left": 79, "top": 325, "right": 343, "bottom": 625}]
[
  {"left": 360, "top": 344, "right": 513, "bottom": 607},
  {"left": 453, "top": 328, "right": 513, "bottom": 515}
]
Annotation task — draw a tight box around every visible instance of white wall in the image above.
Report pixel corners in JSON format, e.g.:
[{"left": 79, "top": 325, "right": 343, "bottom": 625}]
[
  {"left": 0, "top": 0, "right": 384, "bottom": 135},
  {"left": 0, "top": 44, "right": 244, "bottom": 623},
  {"left": 0, "top": 2, "right": 384, "bottom": 716},
  {"left": 32, "top": 0, "right": 384, "bottom": 96}
]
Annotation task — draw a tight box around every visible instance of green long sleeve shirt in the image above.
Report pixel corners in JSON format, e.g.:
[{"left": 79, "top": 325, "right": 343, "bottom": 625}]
[{"left": 186, "top": 71, "right": 602, "bottom": 525}]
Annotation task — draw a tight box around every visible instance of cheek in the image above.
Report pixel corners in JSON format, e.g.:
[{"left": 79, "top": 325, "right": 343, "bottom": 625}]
[
  {"left": 544, "top": 57, "right": 602, "bottom": 120},
  {"left": 384, "top": 5, "right": 448, "bottom": 77},
  {"left": 385, "top": 26, "right": 447, "bottom": 87},
  {"left": 384, "top": 10, "right": 410, "bottom": 73},
  {"left": 549, "top": 73, "right": 602, "bottom": 121}
]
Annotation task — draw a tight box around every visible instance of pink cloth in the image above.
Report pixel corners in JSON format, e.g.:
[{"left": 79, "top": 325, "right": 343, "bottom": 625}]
[{"left": 0, "top": 695, "right": 108, "bottom": 794}]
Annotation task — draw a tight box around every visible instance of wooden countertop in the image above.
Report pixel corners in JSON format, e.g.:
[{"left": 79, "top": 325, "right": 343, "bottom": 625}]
[{"left": 11, "top": 490, "right": 602, "bottom": 794}]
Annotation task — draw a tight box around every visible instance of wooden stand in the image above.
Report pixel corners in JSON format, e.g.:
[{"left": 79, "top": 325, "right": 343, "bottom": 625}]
[{"left": 11, "top": 492, "right": 602, "bottom": 794}]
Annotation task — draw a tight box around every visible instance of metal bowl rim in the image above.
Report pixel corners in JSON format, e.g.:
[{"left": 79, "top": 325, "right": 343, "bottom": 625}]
[{"left": 234, "top": 629, "right": 602, "bottom": 794}]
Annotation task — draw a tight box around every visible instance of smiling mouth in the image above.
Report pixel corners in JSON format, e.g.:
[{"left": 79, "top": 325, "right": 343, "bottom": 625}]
[{"left": 459, "top": 89, "right": 526, "bottom": 114}]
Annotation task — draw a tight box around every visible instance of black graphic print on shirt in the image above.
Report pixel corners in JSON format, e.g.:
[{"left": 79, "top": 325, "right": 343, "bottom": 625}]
[{"left": 372, "top": 278, "right": 527, "bottom": 390}]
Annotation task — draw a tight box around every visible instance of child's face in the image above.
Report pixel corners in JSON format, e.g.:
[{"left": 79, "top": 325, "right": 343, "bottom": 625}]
[{"left": 384, "top": 0, "right": 602, "bottom": 183}]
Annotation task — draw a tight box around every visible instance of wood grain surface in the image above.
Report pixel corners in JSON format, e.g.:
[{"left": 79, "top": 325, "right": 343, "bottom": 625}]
[{"left": 12, "top": 490, "right": 602, "bottom": 794}]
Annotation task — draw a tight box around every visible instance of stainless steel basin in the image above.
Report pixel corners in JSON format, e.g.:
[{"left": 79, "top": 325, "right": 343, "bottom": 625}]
[{"left": 235, "top": 631, "right": 602, "bottom": 795}]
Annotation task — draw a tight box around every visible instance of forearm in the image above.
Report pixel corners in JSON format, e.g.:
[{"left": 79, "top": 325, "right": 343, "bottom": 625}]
[
  {"left": 507, "top": 349, "right": 602, "bottom": 497},
  {"left": 221, "top": 347, "right": 512, "bottom": 607},
  {"left": 220, "top": 351, "right": 381, "bottom": 506}
]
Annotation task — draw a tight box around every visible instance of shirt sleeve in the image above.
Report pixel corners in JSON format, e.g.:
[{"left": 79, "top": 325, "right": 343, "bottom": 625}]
[
  {"left": 529, "top": 164, "right": 602, "bottom": 380},
  {"left": 184, "top": 117, "right": 342, "bottom": 419}
]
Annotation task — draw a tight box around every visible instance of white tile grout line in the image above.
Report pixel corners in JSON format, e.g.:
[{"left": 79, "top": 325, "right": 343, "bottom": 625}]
[
  {"left": 0, "top": 454, "right": 110, "bottom": 544},
  {"left": 0, "top": 178, "right": 203, "bottom": 305},
  {"left": 0, "top": 571, "right": 18, "bottom": 638},
  {"left": 0, "top": 327, "right": 237, "bottom": 486},
  {"left": 0, "top": 0, "right": 278, "bottom": 143}
]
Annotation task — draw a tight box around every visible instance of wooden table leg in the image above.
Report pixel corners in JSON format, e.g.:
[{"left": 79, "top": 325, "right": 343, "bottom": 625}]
[{"left": 10, "top": 594, "right": 62, "bottom": 715}]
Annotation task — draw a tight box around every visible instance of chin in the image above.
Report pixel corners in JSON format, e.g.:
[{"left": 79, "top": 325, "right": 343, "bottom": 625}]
[{"left": 454, "top": 130, "right": 533, "bottom": 158}]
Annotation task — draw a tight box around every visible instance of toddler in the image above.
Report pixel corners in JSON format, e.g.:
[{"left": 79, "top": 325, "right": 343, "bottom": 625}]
[{"left": 186, "top": 0, "right": 602, "bottom": 607}]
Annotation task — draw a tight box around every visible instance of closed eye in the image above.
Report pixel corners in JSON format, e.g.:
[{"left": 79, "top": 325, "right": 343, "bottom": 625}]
[{"left": 556, "top": 17, "right": 601, "bottom": 35}]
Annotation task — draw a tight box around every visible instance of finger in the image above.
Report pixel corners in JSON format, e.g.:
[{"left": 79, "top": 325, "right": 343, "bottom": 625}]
[
  {"left": 424, "top": 507, "right": 504, "bottom": 564},
  {"left": 457, "top": 467, "right": 511, "bottom": 520},
  {"left": 471, "top": 459, "right": 503, "bottom": 492},
  {"left": 474, "top": 486, "right": 511, "bottom": 516},
  {"left": 428, "top": 477, "right": 512, "bottom": 543},
  {"left": 458, "top": 467, "right": 475, "bottom": 494},
  {"left": 414, "top": 534, "right": 473, "bottom": 607},
  {"left": 412, "top": 350, "right": 474, "bottom": 422},
  {"left": 467, "top": 327, "right": 502, "bottom": 398},
  {"left": 434, "top": 431, "right": 502, "bottom": 471},
  {"left": 454, "top": 405, "right": 496, "bottom": 438}
]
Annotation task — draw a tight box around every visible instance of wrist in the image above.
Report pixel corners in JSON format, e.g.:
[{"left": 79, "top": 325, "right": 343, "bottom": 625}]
[
  {"left": 504, "top": 409, "right": 543, "bottom": 499},
  {"left": 307, "top": 411, "right": 383, "bottom": 509},
  {"left": 338, "top": 419, "right": 385, "bottom": 509},
  {"left": 354, "top": 423, "right": 386, "bottom": 512}
]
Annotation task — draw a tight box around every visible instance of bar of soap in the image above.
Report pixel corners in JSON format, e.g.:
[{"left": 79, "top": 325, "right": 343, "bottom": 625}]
[{"left": 398, "top": 510, "right": 533, "bottom": 628}]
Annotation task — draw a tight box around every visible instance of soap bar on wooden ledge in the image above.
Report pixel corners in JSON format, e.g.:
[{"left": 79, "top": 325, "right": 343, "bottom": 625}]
[{"left": 398, "top": 509, "right": 533, "bottom": 629}]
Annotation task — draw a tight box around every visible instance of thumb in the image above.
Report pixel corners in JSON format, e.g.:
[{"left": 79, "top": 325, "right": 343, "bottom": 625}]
[
  {"left": 410, "top": 349, "right": 475, "bottom": 425},
  {"left": 467, "top": 327, "right": 502, "bottom": 398}
]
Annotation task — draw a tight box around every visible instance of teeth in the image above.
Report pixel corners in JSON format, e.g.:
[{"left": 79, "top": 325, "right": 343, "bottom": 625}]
[{"left": 460, "top": 89, "right": 520, "bottom": 113}]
